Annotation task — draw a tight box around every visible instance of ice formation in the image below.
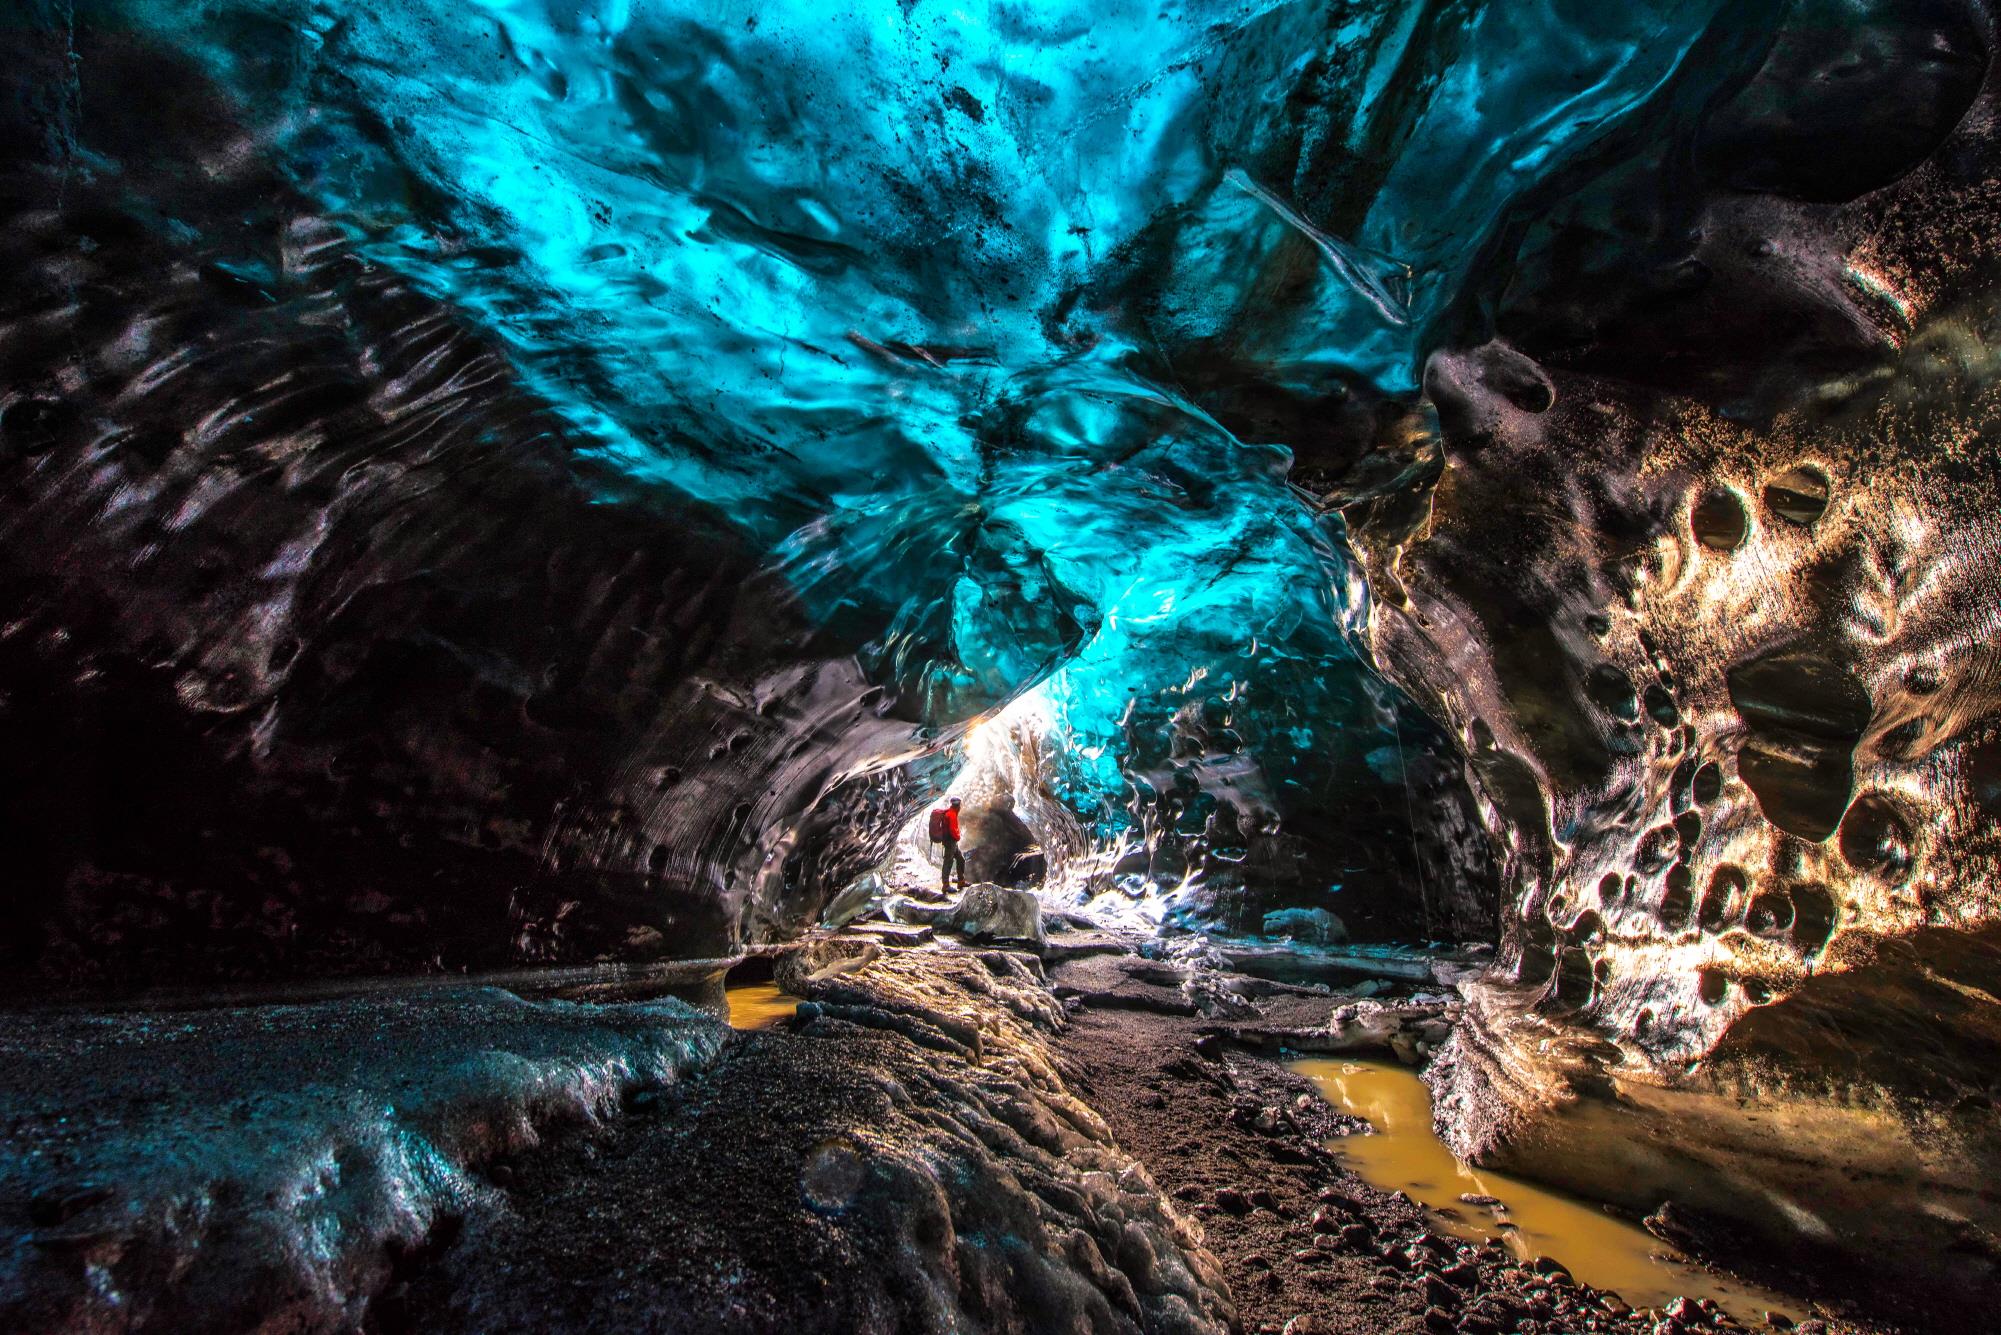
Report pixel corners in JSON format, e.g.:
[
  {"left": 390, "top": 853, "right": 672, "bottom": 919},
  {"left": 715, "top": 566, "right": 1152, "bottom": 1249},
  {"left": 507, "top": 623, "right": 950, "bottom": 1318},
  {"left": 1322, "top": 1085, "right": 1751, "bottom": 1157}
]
[
  {"left": 0, "top": 0, "right": 1538, "bottom": 983},
  {"left": 0, "top": 989, "right": 722, "bottom": 1330},
  {"left": 6, "top": 0, "right": 2001, "bottom": 1324}
]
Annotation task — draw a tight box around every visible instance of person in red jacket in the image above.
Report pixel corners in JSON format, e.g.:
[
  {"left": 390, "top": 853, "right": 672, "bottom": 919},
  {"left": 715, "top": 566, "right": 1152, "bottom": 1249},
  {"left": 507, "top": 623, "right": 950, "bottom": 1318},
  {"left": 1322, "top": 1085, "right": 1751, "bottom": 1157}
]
[{"left": 929, "top": 796, "right": 966, "bottom": 894}]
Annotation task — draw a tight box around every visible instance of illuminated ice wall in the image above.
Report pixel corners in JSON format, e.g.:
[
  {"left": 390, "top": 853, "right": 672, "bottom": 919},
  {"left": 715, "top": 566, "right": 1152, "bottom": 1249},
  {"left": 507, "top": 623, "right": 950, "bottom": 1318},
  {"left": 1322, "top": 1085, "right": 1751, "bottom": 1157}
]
[
  {"left": 56, "top": 2, "right": 1743, "bottom": 854},
  {"left": 0, "top": 0, "right": 1830, "bottom": 982}
]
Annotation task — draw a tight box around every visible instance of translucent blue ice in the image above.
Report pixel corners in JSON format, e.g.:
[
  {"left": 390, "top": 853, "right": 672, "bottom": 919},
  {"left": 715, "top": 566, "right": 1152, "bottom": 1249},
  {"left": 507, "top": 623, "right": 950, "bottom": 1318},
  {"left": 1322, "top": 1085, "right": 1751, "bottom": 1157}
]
[{"left": 91, "top": 0, "right": 1745, "bottom": 830}]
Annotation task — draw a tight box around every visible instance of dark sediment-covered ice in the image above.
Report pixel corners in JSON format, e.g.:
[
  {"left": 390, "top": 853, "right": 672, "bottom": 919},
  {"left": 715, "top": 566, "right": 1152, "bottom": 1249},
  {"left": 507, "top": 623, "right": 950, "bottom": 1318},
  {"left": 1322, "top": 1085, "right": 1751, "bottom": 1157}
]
[
  {"left": 0, "top": 988, "right": 724, "bottom": 1331},
  {"left": 0, "top": 951, "right": 1236, "bottom": 1334}
]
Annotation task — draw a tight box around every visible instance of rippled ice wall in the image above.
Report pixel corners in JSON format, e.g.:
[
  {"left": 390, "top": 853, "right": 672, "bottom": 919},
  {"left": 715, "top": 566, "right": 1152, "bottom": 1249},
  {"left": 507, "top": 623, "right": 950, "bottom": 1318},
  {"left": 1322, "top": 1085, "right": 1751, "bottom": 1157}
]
[
  {"left": 119, "top": 0, "right": 1723, "bottom": 714},
  {"left": 0, "top": 0, "right": 1807, "bottom": 985},
  {"left": 112, "top": 0, "right": 1495, "bottom": 806}
]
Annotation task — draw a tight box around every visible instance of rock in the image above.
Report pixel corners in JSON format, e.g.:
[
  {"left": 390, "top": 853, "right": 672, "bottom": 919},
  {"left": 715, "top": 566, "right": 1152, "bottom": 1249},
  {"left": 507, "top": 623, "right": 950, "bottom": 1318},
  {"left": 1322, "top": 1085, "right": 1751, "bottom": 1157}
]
[
  {"left": 1290, "top": 998, "right": 1462, "bottom": 1059},
  {"left": 1260, "top": 907, "right": 1347, "bottom": 945},
  {"left": 1531, "top": 1255, "right": 1573, "bottom": 1285},
  {"left": 1422, "top": 1273, "right": 1462, "bottom": 1309},
  {"left": 1214, "top": 1187, "right": 1250, "bottom": 1215},
  {"left": 1247, "top": 1188, "right": 1283, "bottom": 1214},
  {"left": 1038, "top": 932, "right": 1133, "bottom": 964},
  {"left": 1310, "top": 1208, "right": 1344, "bottom": 1233},
  {"left": 1423, "top": 1307, "right": 1457, "bottom": 1335},
  {"left": 819, "top": 874, "right": 884, "bottom": 928},
  {"left": 936, "top": 884, "right": 1045, "bottom": 946},
  {"left": 885, "top": 896, "right": 953, "bottom": 925},
  {"left": 1193, "top": 1033, "right": 1225, "bottom": 1061}
]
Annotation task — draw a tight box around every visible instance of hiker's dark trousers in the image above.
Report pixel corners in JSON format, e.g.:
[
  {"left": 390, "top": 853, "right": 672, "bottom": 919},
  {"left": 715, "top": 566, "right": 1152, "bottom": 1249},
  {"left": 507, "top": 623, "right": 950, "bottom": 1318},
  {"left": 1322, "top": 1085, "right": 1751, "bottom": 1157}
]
[{"left": 940, "top": 838, "right": 966, "bottom": 890}]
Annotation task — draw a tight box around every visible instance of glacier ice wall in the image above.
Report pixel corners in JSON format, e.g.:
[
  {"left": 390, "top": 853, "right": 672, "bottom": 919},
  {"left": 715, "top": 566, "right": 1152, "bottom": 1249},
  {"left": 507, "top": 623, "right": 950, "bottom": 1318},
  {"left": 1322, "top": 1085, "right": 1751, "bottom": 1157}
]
[{"left": 0, "top": 0, "right": 1598, "bottom": 987}]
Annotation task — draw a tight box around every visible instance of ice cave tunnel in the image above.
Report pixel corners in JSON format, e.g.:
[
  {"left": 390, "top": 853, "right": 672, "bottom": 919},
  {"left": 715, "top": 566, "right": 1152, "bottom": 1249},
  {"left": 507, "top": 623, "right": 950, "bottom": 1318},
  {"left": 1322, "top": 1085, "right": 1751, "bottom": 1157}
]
[{"left": 2, "top": 1, "right": 2000, "bottom": 1331}]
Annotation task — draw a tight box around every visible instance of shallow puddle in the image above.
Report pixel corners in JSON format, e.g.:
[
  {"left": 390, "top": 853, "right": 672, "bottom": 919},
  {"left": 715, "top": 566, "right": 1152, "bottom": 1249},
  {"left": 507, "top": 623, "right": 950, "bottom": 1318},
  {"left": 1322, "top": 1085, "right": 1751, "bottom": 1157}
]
[
  {"left": 1293, "top": 1057, "right": 1795, "bottom": 1325},
  {"left": 725, "top": 981, "right": 798, "bottom": 1030}
]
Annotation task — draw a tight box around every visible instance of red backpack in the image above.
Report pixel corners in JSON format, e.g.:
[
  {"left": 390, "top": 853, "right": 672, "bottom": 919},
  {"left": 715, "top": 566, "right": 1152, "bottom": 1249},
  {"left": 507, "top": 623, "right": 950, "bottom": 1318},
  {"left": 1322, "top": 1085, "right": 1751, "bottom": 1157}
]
[{"left": 927, "top": 808, "right": 953, "bottom": 842}]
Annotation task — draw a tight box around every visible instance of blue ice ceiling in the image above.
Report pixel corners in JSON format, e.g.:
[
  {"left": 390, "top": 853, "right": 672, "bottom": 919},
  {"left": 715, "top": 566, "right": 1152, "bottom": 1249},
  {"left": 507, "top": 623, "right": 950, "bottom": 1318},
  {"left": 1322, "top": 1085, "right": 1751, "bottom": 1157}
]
[{"left": 85, "top": 0, "right": 1756, "bottom": 854}]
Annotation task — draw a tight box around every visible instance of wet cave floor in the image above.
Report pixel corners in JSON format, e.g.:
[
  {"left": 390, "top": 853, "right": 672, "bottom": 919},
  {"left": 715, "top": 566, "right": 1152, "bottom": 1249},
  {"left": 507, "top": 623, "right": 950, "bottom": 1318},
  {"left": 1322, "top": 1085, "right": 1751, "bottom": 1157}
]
[
  {"left": 0, "top": 921, "right": 1909, "bottom": 1335},
  {"left": 1057, "top": 1008, "right": 1844, "bottom": 1335},
  {"left": 377, "top": 939, "right": 1894, "bottom": 1335}
]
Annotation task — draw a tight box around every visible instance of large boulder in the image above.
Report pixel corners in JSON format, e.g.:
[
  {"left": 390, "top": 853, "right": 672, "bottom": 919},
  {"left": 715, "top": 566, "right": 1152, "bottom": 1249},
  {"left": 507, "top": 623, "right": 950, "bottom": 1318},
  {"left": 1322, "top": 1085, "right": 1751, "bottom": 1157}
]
[
  {"left": 960, "top": 796, "right": 1042, "bottom": 886},
  {"left": 938, "top": 884, "right": 1047, "bottom": 947}
]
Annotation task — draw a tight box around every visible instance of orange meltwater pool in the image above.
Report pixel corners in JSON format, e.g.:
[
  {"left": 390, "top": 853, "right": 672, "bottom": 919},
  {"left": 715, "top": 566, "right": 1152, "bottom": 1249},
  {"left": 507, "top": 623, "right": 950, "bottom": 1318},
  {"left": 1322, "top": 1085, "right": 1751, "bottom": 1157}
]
[
  {"left": 725, "top": 981, "right": 798, "bottom": 1030},
  {"left": 1293, "top": 1057, "right": 1796, "bottom": 1326}
]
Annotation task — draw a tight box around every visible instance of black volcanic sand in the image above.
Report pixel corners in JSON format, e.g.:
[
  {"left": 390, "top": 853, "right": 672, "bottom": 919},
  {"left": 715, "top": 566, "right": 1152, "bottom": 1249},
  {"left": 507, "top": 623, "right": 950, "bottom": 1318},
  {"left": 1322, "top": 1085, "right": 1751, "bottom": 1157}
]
[{"left": 1062, "top": 1005, "right": 1433, "bottom": 1335}]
